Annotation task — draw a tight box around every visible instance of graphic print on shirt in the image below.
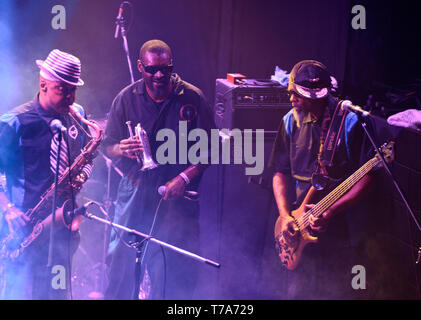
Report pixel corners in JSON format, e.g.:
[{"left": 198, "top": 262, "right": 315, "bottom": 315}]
[
  {"left": 68, "top": 125, "right": 78, "bottom": 140},
  {"left": 179, "top": 104, "right": 198, "bottom": 122}
]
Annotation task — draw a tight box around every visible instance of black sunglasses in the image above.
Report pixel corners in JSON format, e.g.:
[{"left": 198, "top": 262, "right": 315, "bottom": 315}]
[
  {"left": 140, "top": 60, "right": 173, "bottom": 75},
  {"left": 287, "top": 90, "right": 300, "bottom": 97}
]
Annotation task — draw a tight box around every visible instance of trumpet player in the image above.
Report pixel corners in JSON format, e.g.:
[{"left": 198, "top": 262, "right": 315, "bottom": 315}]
[
  {"left": 103, "top": 40, "right": 215, "bottom": 300},
  {"left": 0, "top": 50, "right": 93, "bottom": 299}
]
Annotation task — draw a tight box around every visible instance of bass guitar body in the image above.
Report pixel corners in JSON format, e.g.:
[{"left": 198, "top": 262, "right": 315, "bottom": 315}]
[
  {"left": 274, "top": 188, "right": 319, "bottom": 271},
  {"left": 274, "top": 141, "right": 394, "bottom": 271}
]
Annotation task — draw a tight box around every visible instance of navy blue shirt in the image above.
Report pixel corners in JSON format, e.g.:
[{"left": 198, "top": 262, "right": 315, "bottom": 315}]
[{"left": 0, "top": 96, "right": 89, "bottom": 211}]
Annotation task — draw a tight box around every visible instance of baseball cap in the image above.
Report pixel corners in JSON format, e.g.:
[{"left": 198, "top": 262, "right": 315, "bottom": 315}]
[{"left": 288, "top": 60, "right": 331, "bottom": 99}]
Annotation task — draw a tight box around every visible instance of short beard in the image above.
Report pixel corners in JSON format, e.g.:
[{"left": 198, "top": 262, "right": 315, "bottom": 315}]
[
  {"left": 293, "top": 108, "right": 308, "bottom": 128},
  {"left": 145, "top": 78, "right": 171, "bottom": 101}
]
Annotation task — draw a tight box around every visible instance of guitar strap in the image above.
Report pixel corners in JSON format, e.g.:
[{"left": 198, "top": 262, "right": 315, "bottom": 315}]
[{"left": 312, "top": 99, "right": 348, "bottom": 190}]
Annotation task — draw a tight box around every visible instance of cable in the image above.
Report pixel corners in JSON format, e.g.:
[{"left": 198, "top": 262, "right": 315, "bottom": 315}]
[
  {"left": 160, "top": 245, "right": 166, "bottom": 300},
  {"left": 87, "top": 193, "right": 168, "bottom": 299},
  {"left": 139, "top": 198, "right": 164, "bottom": 266},
  {"left": 88, "top": 200, "right": 133, "bottom": 250},
  {"left": 138, "top": 196, "right": 167, "bottom": 299}
]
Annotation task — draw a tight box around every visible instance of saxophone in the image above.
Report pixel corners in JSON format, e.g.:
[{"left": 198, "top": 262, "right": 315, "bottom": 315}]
[{"left": 0, "top": 105, "right": 104, "bottom": 261}]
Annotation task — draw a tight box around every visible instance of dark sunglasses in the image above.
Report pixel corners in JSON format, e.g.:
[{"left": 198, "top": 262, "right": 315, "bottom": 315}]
[
  {"left": 140, "top": 60, "right": 173, "bottom": 75},
  {"left": 287, "top": 90, "right": 301, "bottom": 98}
]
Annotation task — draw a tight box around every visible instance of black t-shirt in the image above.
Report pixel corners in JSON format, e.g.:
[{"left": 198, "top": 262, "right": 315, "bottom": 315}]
[
  {"left": 269, "top": 96, "right": 369, "bottom": 206},
  {"left": 103, "top": 73, "right": 216, "bottom": 189}
]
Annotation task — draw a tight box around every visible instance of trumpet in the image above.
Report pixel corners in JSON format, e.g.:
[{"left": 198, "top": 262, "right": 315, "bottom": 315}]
[{"left": 126, "top": 121, "right": 158, "bottom": 171}]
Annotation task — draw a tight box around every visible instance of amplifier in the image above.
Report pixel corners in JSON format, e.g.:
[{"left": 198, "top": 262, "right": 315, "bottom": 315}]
[{"left": 214, "top": 78, "right": 291, "bottom": 133}]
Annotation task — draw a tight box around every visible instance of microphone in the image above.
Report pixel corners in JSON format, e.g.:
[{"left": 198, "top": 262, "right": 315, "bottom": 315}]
[
  {"left": 50, "top": 119, "right": 67, "bottom": 133},
  {"left": 64, "top": 201, "right": 93, "bottom": 224},
  {"left": 341, "top": 100, "right": 370, "bottom": 117},
  {"left": 158, "top": 185, "right": 199, "bottom": 201},
  {"left": 114, "top": 4, "right": 124, "bottom": 38}
]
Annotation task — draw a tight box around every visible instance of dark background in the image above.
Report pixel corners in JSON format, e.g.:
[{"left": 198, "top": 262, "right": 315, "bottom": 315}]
[
  {"left": 1, "top": 0, "right": 420, "bottom": 299},
  {"left": 2, "top": 0, "right": 420, "bottom": 117}
]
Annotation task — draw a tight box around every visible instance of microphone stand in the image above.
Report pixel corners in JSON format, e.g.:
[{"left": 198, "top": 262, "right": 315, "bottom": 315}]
[
  {"left": 81, "top": 202, "right": 221, "bottom": 300},
  {"left": 129, "top": 235, "right": 145, "bottom": 300},
  {"left": 357, "top": 113, "right": 421, "bottom": 232},
  {"left": 356, "top": 112, "right": 421, "bottom": 265},
  {"left": 114, "top": 2, "right": 135, "bottom": 84},
  {"left": 100, "top": 150, "right": 124, "bottom": 178},
  {"left": 84, "top": 151, "right": 123, "bottom": 298},
  {"left": 47, "top": 130, "right": 63, "bottom": 269},
  {"left": 99, "top": 152, "right": 122, "bottom": 295}
]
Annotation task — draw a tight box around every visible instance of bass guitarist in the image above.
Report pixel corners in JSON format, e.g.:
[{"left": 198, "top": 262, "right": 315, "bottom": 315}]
[{"left": 269, "top": 60, "right": 376, "bottom": 299}]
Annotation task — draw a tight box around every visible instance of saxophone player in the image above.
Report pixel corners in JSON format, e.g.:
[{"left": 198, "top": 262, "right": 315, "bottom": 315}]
[{"left": 0, "top": 50, "right": 92, "bottom": 300}]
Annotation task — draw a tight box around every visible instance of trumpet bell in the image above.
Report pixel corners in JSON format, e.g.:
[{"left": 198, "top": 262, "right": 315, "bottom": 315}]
[
  {"left": 135, "top": 123, "right": 159, "bottom": 171},
  {"left": 141, "top": 159, "right": 159, "bottom": 171}
]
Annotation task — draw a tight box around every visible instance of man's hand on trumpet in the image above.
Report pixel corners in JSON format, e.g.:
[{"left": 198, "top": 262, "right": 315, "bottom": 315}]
[{"left": 119, "top": 136, "right": 144, "bottom": 160}]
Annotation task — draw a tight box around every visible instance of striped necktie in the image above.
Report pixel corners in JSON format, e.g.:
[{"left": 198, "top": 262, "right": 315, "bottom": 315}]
[{"left": 50, "top": 132, "right": 69, "bottom": 176}]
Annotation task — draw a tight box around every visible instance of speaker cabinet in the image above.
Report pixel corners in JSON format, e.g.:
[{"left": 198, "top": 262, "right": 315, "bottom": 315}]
[{"left": 214, "top": 79, "right": 291, "bottom": 134}]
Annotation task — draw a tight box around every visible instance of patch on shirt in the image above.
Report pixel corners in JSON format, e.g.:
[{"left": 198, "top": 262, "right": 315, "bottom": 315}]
[
  {"left": 68, "top": 125, "right": 78, "bottom": 140},
  {"left": 179, "top": 104, "right": 198, "bottom": 122}
]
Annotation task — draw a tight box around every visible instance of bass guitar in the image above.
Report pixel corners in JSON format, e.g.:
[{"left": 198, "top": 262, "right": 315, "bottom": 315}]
[{"left": 274, "top": 141, "right": 395, "bottom": 270}]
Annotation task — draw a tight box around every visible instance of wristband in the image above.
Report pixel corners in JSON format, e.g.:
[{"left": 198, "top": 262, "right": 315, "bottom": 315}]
[{"left": 179, "top": 172, "right": 190, "bottom": 185}]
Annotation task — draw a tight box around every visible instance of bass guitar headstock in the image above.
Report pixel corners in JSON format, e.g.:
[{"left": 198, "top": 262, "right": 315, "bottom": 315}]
[
  {"left": 379, "top": 141, "right": 395, "bottom": 164},
  {"left": 374, "top": 141, "right": 395, "bottom": 169}
]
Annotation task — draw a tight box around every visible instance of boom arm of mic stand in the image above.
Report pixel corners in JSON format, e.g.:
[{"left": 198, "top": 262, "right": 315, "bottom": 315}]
[
  {"left": 358, "top": 115, "right": 421, "bottom": 233},
  {"left": 83, "top": 208, "right": 221, "bottom": 268}
]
